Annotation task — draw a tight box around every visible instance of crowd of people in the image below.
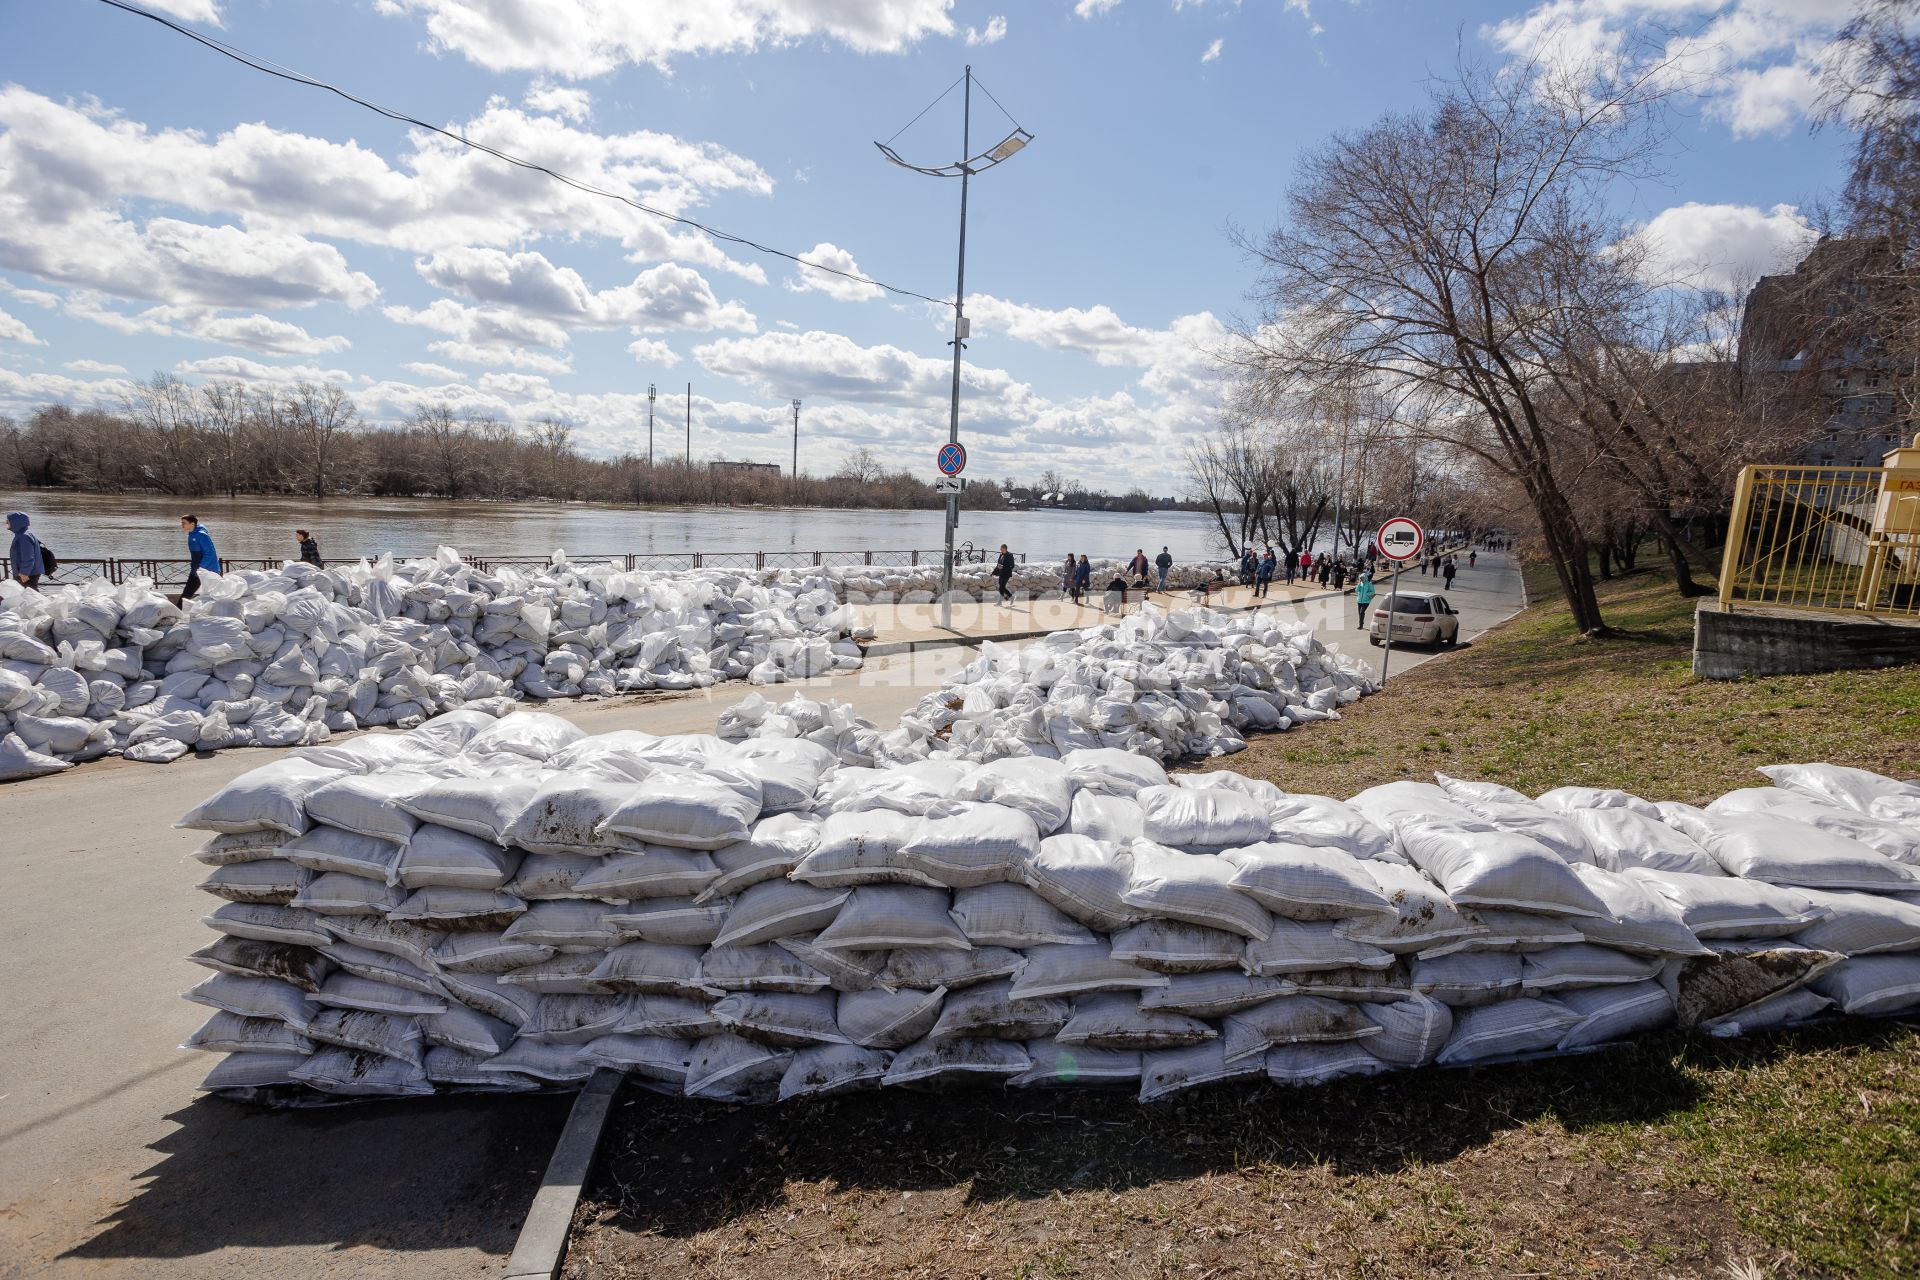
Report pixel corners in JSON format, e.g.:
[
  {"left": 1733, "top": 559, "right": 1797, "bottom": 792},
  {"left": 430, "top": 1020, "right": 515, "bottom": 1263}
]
[
  {"left": 5, "top": 509, "right": 324, "bottom": 598},
  {"left": 978, "top": 537, "right": 1481, "bottom": 623}
]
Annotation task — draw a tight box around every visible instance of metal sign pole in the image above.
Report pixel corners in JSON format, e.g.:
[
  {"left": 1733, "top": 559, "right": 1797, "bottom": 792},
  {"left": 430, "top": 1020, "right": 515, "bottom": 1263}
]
[{"left": 1379, "top": 564, "right": 1400, "bottom": 684}]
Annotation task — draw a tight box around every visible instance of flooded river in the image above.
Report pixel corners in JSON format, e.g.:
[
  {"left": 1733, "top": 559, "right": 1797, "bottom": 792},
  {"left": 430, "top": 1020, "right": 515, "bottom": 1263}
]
[{"left": 0, "top": 490, "right": 1235, "bottom": 566}]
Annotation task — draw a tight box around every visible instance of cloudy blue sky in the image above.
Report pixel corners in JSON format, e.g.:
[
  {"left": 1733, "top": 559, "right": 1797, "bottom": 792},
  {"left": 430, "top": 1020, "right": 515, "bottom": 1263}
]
[{"left": 0, "top": 0, "right": 1853, "bottom": 491}]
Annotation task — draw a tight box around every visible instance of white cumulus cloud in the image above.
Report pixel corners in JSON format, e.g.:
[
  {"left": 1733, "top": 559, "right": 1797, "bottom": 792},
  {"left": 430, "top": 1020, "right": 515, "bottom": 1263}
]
[
  {"left": 1201, "top": 37, "right": 1223, "bottom": 63},
  {"left": 786, "top": 243, "right": 885, "bottom": 304},
  {"left": 1632, "top": 201, "right": 1818, "bottom": 292}
]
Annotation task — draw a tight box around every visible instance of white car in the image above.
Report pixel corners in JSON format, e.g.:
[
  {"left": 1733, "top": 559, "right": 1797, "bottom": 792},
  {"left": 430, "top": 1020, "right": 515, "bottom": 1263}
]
[{"left": 1368, "top": 592, "right": 1461, "bottom": 647}]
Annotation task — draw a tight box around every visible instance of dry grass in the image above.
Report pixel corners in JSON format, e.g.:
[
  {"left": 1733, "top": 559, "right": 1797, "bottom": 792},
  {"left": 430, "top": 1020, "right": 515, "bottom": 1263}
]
[{"left": 566, "top": 565, "right": 1920, "bottom": 1280}]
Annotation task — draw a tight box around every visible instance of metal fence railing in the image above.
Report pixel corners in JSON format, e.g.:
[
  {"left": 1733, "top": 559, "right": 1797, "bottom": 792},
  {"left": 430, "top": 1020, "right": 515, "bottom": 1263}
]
[
  {"left": 4, "top": 547, "right": 1025, "bottom": 591},
  {"left": 1718, "top": 465, "right": 1920, "bottom": 618}
]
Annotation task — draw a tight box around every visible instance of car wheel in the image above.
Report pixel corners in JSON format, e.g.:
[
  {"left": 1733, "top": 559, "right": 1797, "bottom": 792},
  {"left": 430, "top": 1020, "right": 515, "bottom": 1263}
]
[{"left": 1368, "top": 635, "right": 1380, "bottom": 646}]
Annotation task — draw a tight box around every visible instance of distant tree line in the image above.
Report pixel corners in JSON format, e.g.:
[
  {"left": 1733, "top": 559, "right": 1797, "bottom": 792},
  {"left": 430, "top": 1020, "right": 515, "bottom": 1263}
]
[{"left": 0, "top": 375, "right": 1018, "bottom": 511}]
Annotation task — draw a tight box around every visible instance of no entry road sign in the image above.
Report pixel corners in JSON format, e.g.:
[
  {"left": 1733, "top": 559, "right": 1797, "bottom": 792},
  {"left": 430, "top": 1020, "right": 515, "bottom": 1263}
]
[
  {"left": 1377, "top": 516, "right": 1425, "bottom": 562},
  {"left": 937, "top": 442, "right": 967, "bottom": 476}
]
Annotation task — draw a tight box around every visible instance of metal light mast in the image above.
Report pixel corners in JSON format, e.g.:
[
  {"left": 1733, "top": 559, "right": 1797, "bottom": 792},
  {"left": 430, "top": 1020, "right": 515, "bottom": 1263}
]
[{"left": 878, "top": 67, "right": 1033, "bottom": 630}]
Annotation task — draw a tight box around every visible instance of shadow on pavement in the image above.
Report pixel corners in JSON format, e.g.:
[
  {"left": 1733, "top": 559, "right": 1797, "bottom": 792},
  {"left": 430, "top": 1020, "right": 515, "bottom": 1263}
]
[{"left": 61, "top": 1090, "right": 572, "bottom": 1263}]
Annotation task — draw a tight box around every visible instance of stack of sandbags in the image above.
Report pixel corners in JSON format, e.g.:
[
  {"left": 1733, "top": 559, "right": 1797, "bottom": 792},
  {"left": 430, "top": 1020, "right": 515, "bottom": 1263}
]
[
  {"left": 875, "top": 604, "right": 1378, "bottom": 764},
  {"left": 176, "top": 712, "right": 1920, "bottom": 1105},
  {"left": 824, "top": 557, "right": 1242, "bottom": 604},
  {"left": 0, "top": 549, "right": 872, "bottom": 775}
]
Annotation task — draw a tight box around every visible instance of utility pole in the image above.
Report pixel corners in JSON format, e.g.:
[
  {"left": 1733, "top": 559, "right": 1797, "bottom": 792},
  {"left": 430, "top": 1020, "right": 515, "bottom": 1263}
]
[
  {"left": 792, "top": 398, "right": 801, "bottom": 479},
  {"left": 685, "top": 383, "right": 691, "bottom": 464},
  {"left": 647, "top": 383, "right": 655, "bottom": 467}
]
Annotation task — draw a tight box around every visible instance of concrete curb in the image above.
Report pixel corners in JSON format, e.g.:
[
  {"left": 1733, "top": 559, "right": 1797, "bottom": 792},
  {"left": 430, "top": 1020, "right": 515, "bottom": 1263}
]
[
  {"left": 503, "top": 1069, "right": 623, "bottom": 1280},
  {"left": 860, "top": 586, "right": 1350, "bottom": 657}
]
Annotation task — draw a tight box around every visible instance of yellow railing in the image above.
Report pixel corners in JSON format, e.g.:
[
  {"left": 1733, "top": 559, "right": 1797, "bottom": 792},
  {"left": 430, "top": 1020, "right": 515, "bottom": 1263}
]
[{"left": 1718, "top": 464, "right": 1920, "bottom": 618}]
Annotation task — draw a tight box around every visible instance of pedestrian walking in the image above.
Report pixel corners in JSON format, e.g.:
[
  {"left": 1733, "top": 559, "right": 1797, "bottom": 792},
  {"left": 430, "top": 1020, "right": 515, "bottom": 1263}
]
[
  {"left": 1154, "top": 546, "right": 1173, "bottom": 593},
  {"left": 1442, "top": 558, "right": 1457, "bottom": 590},
  {"left": 1239, "top": 547, "right": 1256, "bottom": 587},
  {"left": 1300, "top": 550, "right": 1313, "bottom": 579},
  {"left": 1283, "top": 550, "right": 1297, "bottom": 585},
  {"left": 1128, "top": 547, "right": 1150, "bottom": 586},
  {"left": 1073, "top": 554, "right": 1092, "bottom": 605},
  {"left": 296, "top": 528, "right": 323, "bottom": 568},
  {"left": 1354, "top": 571, "right": 1375, "bottom": 627},
  {"left": 180, "top": 514, "right": 219, "bottom": 601},
  {"left": 1256, "top": 546, "right": 1276, "bottom": 598},
  {"left": 993, "top": 543, "right": 1016, "bottom": 604},
  {"left": 1468, "top": 549, "right": 1477, "bottom": 568},
  {"left": 1061, "top": 553, "right": 1075, "bottom": 597},
  {"left": 7, "top": 512, "right": 45, "bottom": 588},
  {"left": 1331, "top": 559, "right": 1347, "bottom": 590}
]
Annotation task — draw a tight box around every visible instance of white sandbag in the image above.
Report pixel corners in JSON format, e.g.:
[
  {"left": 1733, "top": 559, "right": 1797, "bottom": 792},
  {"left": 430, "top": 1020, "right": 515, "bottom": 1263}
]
[
  {"left": 789, "top": 810, "right": 935, "bottom": 887},
  {"left": 711, "top": 991, "right": 849, "bottom": 1046},
  {"left": 1120, "top": 841, "right": 1273, "bottom": 940},
  {"left": 1009, "top": 1041, "right": 1142, "bottom": 1087},
  {"left": 396, "top": 824, "right": 522, "bottom": 890},
  {"left": 578, "top": 1034, "right": 693, "bottom": 1089},
  {"left": 927, "top": 979, "right": 1071, "bottom": 1040},
  {"left": 1137, "top": 1041, "right": 1264, "bottom": 1102},
  {"left": 1219, "top": 995, "right": 1379, "bottom": 1062},
  {"left": 1221, "top": 842, "right": 1395, "bottom": 921},
  {"left": 1566, "top": 864, "right": 1711, "bottom": 956},
  {"left": 947, "top": 883, "right": 1097, "bottom": 947},
  {"left": 1436, "top": 996, "right": 1581, "bottom": 1064},
  {"left": 1663, "top": 807, "right": 1920, "bottom": 892},
  {"left": 1263, "top": 792, "right": 1398, "bottom": 861},
  {"left": 1555, "top": 981, "right": 1675, "bottom": 1050},
  {"left": 1702, "top": 986, "right": 1832, "bottom": 1036},
  {"left": 1790, "top": 889, "right": 1920, "bottom": 956},
  {"left": 1811, "top": 954, "right": 1920, "bottom": 1016},
  {"left": 591, "top": 943, "right": 721, "bottom": 998},
  {"left": 177, "top": 758, "right": 342, "bottom": 835},
  {"left": 1410, "top": 952, "right": 1524, "bottom": 1006},
  {"left": 696, "top": 814, "right": 821, "bottom": 903},
  {"left": 1060, "top": 747, "right": 1169, "bottom": 797},
  {"left": 713, "top": 880, "right": 850, "bottom": 948},
  {"left": 599, "top": 772, "right": 760, "bottom": 850},
  {"left": 952, "top": 757, "right": 1074, "bottom": 834},
  {"left": 1625, "top": 869, "right": 1829, "bottom": 939},
  {"left": 1336, "top": 862, "right": 1484, "bottom": 954},
  {"left": 1067, "top": 791, "right": 1146, "bottom": 843},
  {"left": 601, "top": 898, "right": 729, "bottom": 946},
  {"left": 1135, "top": 785, "right": 1271, "bottom": 850},
  {"left": 572, "top": 850, "right": 722, "bottom": 902},
  {"left": 1242, "top": 918, "right": 1397, "bottom": 977},
  {"left": 182, "top": 1011, "right": 316, "bottom": 1056},
  {"left": 779, "top": 1045, "right": 891, "bottom": 1099},
  {"left": 1394, "top": 821, "right": 1609, "bottom": 918},
  {"left": 292, "top": 1047, "right": 435, "bottom": 1097},
  {"left": 836, "top": 986, "right": 947, "bottom": 1049},
  {"left": 1358, "top": 993, "right": 1453, "bottom": 1067},
  {"left": 1519, "top": 944, "right": 1664, "bottom": 992},
  {"left": 1264, "top": 1041, "right": 1393, "bottom": 1087},
  {"left": 1057, "top": 993, "right": 1216, "bottom": 1049},
  {"left": 896, "top": 803, "right": 1040, "bottom": 887},
  {"left": 876, "top": 946, "right": 1024, "bottom": 991},
  {"left": 303, "top": 773, "right": 427, "bottom": 844},
  {"left": 1007, "top": 942, "right": 1167, "bottom": 1000},
  {"left": 813, "top": 885, "right": 971, "bottom": 952},
  {"left": 1109, "top": 920, "right": 1246, "bottom": 973},
  {"left": 1708, "top": 787, "right": 1920, "bottom": 864},
  {"left": 203, "top": 902, "right": 333, "bottom": 948},
  {"left": 1019, "top": 834, "right": 1143, "bottom": 932},
  {"left": 883, "top": 1036, "right": 1029, "bottom": 1088},
  {"left": 1759, "top": 762, "right": 1920, "bottom": 819},
  {"left": 400, "top": 776, "right": 547, "bottom": 844}
]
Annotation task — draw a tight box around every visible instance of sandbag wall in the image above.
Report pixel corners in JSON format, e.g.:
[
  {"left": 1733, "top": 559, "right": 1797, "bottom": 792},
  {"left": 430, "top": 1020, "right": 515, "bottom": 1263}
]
[
  {"left": 827, "top": 557, "right": 1243, "bottom": 603},
  {"left": 179, "top": 709, "right": 1920, "bottom": 1104},
  {"left": 722, "top": 606, "right": 1381, "bottom": 767},
  {"left": 0, "top": 550, "right": 870, "bottom": 777}
]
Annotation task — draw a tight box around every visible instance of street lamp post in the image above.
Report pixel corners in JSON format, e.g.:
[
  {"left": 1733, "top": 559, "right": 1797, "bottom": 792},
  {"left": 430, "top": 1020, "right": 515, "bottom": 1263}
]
[
  {"left": 878, "top": 66, "right": 1032, "bottom": 631},
  {"left": 792, "top": 398, "right": 801, "bottom": 479},
  {"left": 685, "top": 383, "right": 691, "bottom": 464},
  {"left": 647, "top": 384, "right": 655, "bottom": 467}
]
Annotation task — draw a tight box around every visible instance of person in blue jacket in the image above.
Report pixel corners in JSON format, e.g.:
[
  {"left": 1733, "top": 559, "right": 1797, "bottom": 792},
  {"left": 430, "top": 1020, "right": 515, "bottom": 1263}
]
[
  {"left": 180, "top": 513, "right": 220, "bottom": 600},
  {"left": 7, "top": 512, "right": 45, "bottom": 588},
  {"left": 1073, "top": 553, "right": 1092, "bottom": 605}
]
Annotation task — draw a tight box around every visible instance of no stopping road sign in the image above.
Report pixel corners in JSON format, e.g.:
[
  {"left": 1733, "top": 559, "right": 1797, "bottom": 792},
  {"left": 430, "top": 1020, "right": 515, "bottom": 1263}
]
[{"left": 937, "top": 442, "right": 967, "bottom": 476}]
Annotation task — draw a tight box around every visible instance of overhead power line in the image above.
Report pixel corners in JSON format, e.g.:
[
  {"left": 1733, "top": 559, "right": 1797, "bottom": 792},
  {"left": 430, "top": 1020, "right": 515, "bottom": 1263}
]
[{"left": 91, "top": 0, "right": 956, "bottom": 309}]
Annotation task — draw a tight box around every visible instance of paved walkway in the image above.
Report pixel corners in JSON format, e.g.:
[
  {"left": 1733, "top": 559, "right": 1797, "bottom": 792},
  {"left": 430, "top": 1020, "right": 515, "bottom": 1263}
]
[{"left": 0, "top": 554, "right": 1523, "bottom": 1279}]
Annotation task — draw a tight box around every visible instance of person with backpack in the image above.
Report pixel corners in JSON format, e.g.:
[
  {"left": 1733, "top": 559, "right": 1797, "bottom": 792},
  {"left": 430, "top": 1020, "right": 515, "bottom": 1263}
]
[
  {"left": 1354, "top": 570, "right": 1376, "bottom": 627},
  {"left": 1128, "top": 547, "right": 1150, "bottom": 586},
  {"left": 1442, "top": 557, "right": 1458, "bottom": 590},
  {"left": 7, "top": 512, "right": 46, "bottom": 588},
  {"left": 1256, "top": 546, "right": 1277, "bottom": 598},
  {"left": 1153, "top": 546, "right": 1173, "bottom": 593},
  {"left": 993, "top": 543, "right": 1016, "bottom": 604},
  {"left": 181, "top": 514, "right": 220, "bottom": 601},
  {"left": 296, "top": 529, "right": 323, "bottom": 568},
  {"left": 1238, "top": 547, "right": 1256, "bottom": 587}
]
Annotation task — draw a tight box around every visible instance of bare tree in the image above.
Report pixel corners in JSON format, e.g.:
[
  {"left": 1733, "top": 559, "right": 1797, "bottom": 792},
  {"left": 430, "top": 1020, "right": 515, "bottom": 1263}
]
[
  {"left": 837, "top": 446, "right": 884, "bottom": 484},
  {"left": 287, "top": 381, "right": 357, "bottom": 499},
  {"left": 200, "top": 380, "right": 250, "bottom": 498},
  {"left": 1232, "top": 56, "right": 1684, "bottom": 634},
  {"left": 125, "top": 372, "right": 203, "bottom": 494}
]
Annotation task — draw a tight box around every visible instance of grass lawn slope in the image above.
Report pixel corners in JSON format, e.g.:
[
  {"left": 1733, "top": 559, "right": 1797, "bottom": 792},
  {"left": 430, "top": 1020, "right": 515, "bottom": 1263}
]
[{"left": 564, "top": 566, "right": 1920, "bottom": 1280}]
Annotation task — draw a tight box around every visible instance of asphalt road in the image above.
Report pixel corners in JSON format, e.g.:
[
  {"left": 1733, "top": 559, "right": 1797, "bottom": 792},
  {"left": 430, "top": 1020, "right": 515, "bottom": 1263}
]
[{"left": 0, "top": 553, "right": 1521, "bottom": 1279}]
